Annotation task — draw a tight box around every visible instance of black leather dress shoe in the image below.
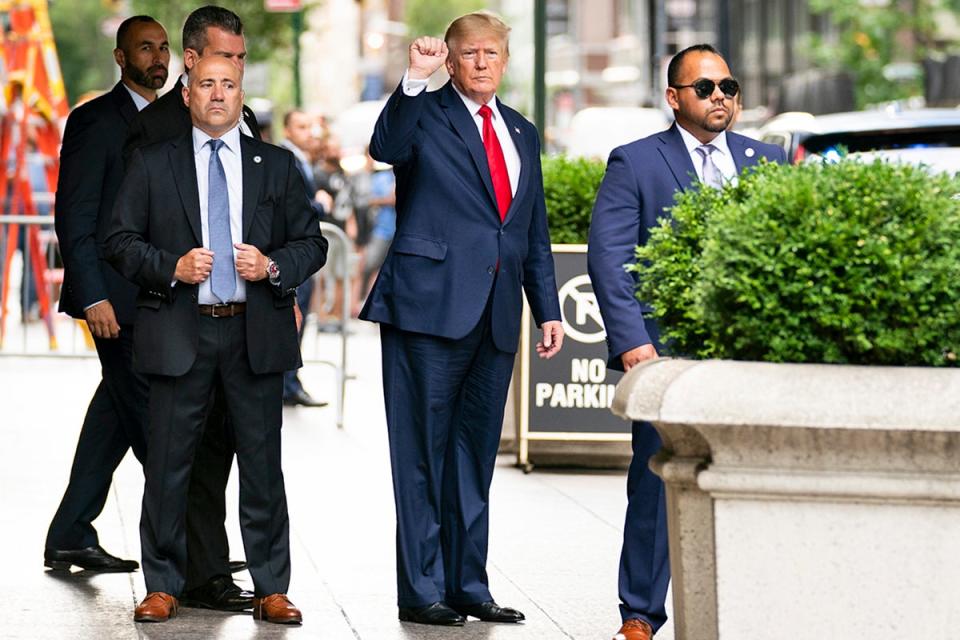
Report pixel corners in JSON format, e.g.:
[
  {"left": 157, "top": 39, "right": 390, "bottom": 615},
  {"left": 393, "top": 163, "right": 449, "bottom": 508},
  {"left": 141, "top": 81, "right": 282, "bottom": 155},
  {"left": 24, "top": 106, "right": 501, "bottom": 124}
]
[
  {"left": 181, "top": 575, "right": 253, "bottom": 611},
  {"left": 452, "top": 601, "right": 526, "bottom": 623},
  {"left": 282, "top": 389, "right": 328, "bottom": 407},
  {"left": 398, "top": 601, "right": 466, "bottom": 626},
  {"left": 44, "top": 545, "right": 139, "bottom": 572},
  {"left": 228, "top": 560, "right": 247, "bottom": 573}
]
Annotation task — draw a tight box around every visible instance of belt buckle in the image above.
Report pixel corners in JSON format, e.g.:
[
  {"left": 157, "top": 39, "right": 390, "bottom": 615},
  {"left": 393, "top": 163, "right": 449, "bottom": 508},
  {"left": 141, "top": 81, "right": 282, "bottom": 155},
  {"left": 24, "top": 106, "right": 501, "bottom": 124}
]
[{"left": 210, "top": 303, "right": 229, "bottom": 318}]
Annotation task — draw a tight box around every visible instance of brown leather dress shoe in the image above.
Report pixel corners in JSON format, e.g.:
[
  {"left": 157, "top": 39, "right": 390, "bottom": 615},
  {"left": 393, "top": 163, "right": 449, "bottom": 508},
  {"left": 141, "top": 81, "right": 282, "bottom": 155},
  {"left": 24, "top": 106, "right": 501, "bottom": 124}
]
[
  {"left": 134, "top": 592, "right": 179, "bottom": 623},
  {"left": 614, "top": 618, "right": 653, "bottom": 640},
  {"left": 252, "top": 593, "right": 302, "bottom": 624}
]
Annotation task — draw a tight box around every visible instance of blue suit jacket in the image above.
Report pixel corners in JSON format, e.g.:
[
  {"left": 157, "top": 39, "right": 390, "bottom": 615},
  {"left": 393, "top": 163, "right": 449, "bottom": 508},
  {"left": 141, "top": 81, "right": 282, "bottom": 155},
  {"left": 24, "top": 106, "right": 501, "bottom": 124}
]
[
  {"left": 360, "top": 81, "right": 560, "bottom": 353},
  {"left": 587, "top": 123, "right": 786, "bottom": 370}
]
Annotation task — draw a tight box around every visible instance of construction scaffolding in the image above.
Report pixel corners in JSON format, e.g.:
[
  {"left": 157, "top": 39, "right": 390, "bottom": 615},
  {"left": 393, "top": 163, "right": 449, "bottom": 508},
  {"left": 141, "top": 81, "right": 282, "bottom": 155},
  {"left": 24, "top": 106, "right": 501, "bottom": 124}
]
[{"left": 0, "top": 0, "right": 67, "bottom": 349}]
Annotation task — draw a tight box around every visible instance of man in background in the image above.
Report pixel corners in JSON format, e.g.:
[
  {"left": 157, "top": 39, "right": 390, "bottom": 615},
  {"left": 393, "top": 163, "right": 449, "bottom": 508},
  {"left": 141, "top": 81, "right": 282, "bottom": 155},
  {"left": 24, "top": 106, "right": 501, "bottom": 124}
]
[{"left": 47, "top": 14, "right": 169, "bottom": 574}]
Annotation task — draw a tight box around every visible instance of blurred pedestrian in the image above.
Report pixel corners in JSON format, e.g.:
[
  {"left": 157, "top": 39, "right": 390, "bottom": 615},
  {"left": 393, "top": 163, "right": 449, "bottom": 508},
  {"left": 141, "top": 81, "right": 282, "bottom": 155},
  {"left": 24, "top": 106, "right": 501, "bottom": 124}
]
[
  {"left": 362, "top": 11, "right": 564, "bottom": 626},
  {"left": 280, "top": 109, "right": 329, "bottom": 407},
  {"left": 587, "top": 44, "right": 786, "bottom": 640},
  {"left": 108, "top": 55, "right": 326, "bottom": 625},
  {"left": 356, "top": 155, "right": 395, "bottom": 309},
  {"left": 46, "top": 15, "right": 169, "bottom": 575},
  {"left": 313, "top": 133, "right": 351, "bottom": 330}
]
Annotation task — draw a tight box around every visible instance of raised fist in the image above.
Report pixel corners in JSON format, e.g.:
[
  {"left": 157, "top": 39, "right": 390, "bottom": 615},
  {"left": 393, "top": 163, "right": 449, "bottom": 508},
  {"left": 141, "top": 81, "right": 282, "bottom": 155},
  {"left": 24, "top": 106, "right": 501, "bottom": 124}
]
[{"left": 408, "top": 36, "right": 448, "bottom": 80}]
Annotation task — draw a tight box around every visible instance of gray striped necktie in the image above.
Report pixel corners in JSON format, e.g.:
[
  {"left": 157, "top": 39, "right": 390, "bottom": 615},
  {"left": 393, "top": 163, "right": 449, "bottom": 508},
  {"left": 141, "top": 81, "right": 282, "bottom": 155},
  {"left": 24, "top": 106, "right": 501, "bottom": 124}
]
[
  {"left": 695, "top": 144, "right": 723, "bottom": 189},
  {"left": 207, "top": 138, "right": 236, "bottom": 303}
]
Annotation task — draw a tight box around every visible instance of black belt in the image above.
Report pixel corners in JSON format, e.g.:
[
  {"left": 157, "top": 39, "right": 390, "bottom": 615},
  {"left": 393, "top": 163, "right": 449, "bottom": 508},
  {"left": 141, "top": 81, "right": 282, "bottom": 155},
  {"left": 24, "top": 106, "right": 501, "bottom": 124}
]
[{"left": 198, "top": 302, "right": 246, "bottom": 317}]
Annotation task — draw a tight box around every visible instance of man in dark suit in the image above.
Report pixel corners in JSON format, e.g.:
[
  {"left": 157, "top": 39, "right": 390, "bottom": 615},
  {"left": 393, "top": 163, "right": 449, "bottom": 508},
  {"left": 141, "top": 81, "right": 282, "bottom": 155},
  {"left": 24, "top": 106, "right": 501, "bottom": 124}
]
[
  {"left": 107, "top": 55, "right": 326, "bottom": 625},
  {"left": 123, "top": 6, "right": 265, "bottom": 610},
  {"left": 46, "top": 15, "right": 169, "bottom": 574},
  {"left": 361, "top": 12, "right": 564, "bottom": 627},
  {"left": 587, "top": 44, "right": 787, "bottom": 640}
]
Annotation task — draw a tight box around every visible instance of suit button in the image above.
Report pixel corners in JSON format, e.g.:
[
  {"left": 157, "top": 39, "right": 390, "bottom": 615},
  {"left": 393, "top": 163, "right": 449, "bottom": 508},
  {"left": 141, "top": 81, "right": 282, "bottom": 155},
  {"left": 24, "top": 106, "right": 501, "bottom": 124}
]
[
  {"left": 499, "top": 229, "right": 504, "bottom": 236},
  {"left": 191, "top": 293, "right": 198, "bottom": 302},
  {"left": 487, "top": 266, "right": 495, "bottom": 274}
]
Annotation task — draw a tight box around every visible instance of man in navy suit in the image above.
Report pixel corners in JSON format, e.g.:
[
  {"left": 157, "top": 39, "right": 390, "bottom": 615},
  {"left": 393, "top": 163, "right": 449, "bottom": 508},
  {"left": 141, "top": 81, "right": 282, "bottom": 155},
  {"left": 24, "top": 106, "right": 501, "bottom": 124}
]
[
  {"left": 587, "top": 44, "right": 786, "bottom": 640},
  {"left": 361, "top": 11, "right": 564, "bottom": 627}
]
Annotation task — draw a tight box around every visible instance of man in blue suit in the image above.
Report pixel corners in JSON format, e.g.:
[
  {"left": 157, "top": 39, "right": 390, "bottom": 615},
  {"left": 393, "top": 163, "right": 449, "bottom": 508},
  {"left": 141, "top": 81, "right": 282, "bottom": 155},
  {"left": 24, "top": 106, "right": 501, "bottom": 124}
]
[
  {"left": 361, "top": 11, "right": 564, "bottom": 627},
  {"left": 587, "top": 44, "right": 786, "bottom": 640}
]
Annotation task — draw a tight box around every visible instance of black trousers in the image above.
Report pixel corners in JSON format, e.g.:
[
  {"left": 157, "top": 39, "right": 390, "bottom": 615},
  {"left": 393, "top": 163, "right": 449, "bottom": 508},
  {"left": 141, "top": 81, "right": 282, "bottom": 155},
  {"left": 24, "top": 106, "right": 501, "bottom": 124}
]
[
  {"left": 379, "top": 300, "right": 515, "bottom": 608},
  {"left": 46, "top": 324, "right": 233, "bottom": 588},
  {"left": 140, "top": 315, "right": 290, "bottom": 597}
]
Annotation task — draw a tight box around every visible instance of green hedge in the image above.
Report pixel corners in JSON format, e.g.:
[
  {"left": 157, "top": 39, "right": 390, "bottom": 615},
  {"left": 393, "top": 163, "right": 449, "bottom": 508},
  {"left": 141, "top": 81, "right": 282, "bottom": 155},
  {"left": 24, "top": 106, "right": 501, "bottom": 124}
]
[
  {"left": 542, "top": 155, "right": 606, "bottom": 244},
  {"left": 632, "top": 159, "right": 960, "bottom": 366}
]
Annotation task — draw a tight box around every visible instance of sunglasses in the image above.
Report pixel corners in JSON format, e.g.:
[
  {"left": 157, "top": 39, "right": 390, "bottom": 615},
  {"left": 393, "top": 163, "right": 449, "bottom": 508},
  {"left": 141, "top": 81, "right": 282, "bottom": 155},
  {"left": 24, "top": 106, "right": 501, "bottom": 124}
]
[{"left": 671, "top": 77, "right": 740, "bottom": 99}]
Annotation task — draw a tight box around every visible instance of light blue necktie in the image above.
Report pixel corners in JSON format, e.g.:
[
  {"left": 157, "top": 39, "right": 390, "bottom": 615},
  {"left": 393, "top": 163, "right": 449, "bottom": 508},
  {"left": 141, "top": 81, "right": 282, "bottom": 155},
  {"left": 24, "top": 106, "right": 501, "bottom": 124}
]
[
  {"left": 207, "top": 138, "right": 236, "bottom": 303},
  {"left": 696, "top": 144, "right": 724, "bottom": 189}
]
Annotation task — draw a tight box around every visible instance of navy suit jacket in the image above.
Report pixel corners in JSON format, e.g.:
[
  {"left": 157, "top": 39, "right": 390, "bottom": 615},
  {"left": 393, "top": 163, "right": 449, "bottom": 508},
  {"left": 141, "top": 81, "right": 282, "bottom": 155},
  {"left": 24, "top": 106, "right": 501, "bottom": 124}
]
[
  {"left": 360, "top": 81, "right": 560, "bottom": 353},
  {"left": 587, "top": 123, "right": 786, "bottom": 370},
  {"left": 55, "top": 82, "right": 139, "bottom": 323}
]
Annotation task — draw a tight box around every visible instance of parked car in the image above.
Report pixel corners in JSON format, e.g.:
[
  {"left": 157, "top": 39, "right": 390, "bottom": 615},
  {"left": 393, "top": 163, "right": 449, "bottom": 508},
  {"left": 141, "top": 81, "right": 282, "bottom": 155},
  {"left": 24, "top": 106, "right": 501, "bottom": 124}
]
[
  {"left": 759, "top": 108, "right": 960, "bottom": 164},
  {"left": 559, "top": 107, "right": 670, "bottom": 160}
]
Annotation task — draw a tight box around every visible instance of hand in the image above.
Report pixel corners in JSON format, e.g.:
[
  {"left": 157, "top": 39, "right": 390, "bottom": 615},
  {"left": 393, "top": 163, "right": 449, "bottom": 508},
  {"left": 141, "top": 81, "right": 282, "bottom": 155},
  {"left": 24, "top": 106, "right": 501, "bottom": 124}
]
[
  {"left": 294, "top": 300, "right": 303, "bottom": 332},
  {"left": 175, "top": 248, "right": 214, "bottom": 284},
  {"left": 621, "top": 344, "right": 658, "bottom": 371},
  {"left": 408, "top": 36, "right": 448, "bottom": 80},
  {"left": 234, "top": 243, "right": 267, "bottom": 281},
  {"left": 536, "top": 321, "right": 564, "bottom": 359},
  {"left": 84, "top": 300, "right": 120, "bottom": 339}
]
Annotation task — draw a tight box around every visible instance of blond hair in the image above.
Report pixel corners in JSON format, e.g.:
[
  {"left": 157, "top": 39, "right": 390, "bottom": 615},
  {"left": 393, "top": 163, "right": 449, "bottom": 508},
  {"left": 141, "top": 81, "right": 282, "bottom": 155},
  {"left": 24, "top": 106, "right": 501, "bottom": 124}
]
[{"left": 444, "top": 11, "right": 511, "bottom": 57}]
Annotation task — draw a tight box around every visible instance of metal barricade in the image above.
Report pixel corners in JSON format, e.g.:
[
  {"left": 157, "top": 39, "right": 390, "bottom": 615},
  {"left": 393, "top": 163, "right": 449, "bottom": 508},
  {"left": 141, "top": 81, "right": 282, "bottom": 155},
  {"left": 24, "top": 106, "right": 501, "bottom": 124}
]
[{"left": 305, "top": 221, "right": 355, "bottom": 429}]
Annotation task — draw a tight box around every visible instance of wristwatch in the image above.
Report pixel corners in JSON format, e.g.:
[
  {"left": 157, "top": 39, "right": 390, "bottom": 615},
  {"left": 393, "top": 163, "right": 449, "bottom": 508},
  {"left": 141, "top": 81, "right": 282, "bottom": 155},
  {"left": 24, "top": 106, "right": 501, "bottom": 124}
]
[{"left": 266, "top": 257, "right": 281, "bottom": 285}]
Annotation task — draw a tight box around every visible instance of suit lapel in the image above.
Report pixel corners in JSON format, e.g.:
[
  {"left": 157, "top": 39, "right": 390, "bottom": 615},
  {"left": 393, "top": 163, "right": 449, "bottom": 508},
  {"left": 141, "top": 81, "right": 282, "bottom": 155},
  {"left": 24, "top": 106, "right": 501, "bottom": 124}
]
[
  {"left": 112, "top": 82, "right": 137, "bottom": 126},
  {"left": 658, "top": 124, "right": 697, "bottom": 192},
  {"left": 498, "top": 102, "right": 531, "bottom": 226},
  {"left": 727, "top": 132, "right": 761, "bottom": 173},
  {"left": 240, "top": 137, "right": 262, "bottom": 240},
  {"left": 439, "top": 82, "right": 499, "bottom": 213},
  {"left": 169, "top": 134, "right": 203, "bottom": 245}
]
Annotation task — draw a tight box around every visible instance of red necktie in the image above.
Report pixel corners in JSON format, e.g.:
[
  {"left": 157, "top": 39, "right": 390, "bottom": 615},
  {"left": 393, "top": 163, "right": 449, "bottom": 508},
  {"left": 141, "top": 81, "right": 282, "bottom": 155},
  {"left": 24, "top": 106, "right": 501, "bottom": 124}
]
[{"left": 478, "top": 104, "right": 512, "bottom": 221}]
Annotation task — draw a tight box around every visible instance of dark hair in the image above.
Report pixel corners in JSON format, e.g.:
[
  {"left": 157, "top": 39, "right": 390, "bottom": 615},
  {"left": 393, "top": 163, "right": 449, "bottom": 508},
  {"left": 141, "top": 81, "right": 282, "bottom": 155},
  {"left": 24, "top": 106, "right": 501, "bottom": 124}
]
[
  {"left": 115, "top": 15, "right": 160, "bottom": 51},
  {"left": 182, "top": 5, "right": 243, "bottom": 53},
  {"left": 667, "top": 44, "right": 722, "bottom": 87},
  {"left": 283, "top": 110, "right": 305, "bottom": 128}
]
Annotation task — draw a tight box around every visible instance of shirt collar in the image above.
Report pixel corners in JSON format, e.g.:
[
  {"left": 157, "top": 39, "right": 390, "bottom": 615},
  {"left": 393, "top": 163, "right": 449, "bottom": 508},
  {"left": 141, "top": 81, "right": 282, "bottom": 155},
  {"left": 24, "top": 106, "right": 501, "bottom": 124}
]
[
  {"left": 676, "top": 124, "right": 730, "bottom": 158},
  {"left": 281, "top": 139, "right": 310, "bottom": 165},
  {"left": 121, "top": 82, "right": 151, "bottom": 112},
  {"left": 192, "top": 124, "right": 242, "bottom": 157},
  {"left": 451, "top": 82, "right": 502, "bottom": 121}
]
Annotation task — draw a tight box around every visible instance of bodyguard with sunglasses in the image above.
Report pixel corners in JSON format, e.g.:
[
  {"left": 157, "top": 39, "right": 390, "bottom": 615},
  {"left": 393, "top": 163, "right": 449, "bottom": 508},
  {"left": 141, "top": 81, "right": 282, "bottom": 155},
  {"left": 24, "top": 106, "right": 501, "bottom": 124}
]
[{"left": 587, "top": 44, "right": 785, "bottom": 640}]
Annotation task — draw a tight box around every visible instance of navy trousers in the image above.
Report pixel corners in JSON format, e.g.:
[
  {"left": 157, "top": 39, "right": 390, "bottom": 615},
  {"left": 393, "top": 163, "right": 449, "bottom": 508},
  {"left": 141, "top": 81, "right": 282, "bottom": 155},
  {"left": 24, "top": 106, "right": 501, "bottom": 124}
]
[
  {"left": 619, "top": 319, "right": 671, "bottom": 631},
  {"left": 379, "top": 303, "right": 514, "bottom": 609}
]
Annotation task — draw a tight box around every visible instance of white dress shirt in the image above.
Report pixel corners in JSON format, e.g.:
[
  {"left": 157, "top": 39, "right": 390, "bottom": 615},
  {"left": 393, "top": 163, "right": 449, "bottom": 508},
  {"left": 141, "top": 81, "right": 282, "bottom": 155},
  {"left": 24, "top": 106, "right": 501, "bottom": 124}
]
[
  {"left": 676, "top": 125, "right": 738, "bottom": 186},
  {"left": 192, "top": 124, "right": 246, "bottom": 303},
  {"left": 122, "top": 82, "right": 151, "bottom": 112},
  {"left": 402, "top": 70, "right": 521, "bottom": 196}
]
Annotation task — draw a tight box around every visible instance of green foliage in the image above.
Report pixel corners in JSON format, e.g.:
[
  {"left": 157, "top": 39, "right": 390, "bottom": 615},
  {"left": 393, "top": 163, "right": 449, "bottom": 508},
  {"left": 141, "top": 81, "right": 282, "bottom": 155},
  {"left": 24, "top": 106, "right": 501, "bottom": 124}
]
[
  {"left": 632, "top": 159, "right": 960, "bottom": 366},
  {"left": 131, "top": 0, "right": 292, "bottom": 62},
  {"left": 49, "top": 0, "right": 116, "bottom": 103},
  {"left": 404, "top": 0, "right": 487, "bottom": 38},
  {"left": 807, "top": 0, "right": 940, "bottom": 108},
  {"left": 541, "top": 154, "right": 605, "bottom": 245}
]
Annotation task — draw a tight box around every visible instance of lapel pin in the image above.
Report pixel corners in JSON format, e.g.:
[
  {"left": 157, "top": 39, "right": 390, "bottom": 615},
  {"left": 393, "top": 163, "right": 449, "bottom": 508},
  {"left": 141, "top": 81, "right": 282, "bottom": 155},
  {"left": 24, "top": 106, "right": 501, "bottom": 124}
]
[
  {"left": 514, "top": 126, "right": 521, "bottom": 134},
  {"left": 253, "top": 155, "right": 262, "bottom": 163},
  {"left": 745, "top": 148, "right": 755, "bottom": 158}
]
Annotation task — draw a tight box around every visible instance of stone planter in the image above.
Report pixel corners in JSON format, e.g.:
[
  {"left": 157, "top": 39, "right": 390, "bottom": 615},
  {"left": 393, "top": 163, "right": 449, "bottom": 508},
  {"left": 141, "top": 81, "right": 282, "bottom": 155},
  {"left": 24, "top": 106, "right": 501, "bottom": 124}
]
[{"left": 612, "top": 358, "right": 960, "bottom": 640}]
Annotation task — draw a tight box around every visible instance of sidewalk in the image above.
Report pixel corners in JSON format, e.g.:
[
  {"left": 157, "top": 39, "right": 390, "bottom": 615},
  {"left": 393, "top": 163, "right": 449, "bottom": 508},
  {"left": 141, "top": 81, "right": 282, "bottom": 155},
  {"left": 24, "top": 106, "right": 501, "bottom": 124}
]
[{"left": 1, "top": 320, "right": 673, "bottom": 640}]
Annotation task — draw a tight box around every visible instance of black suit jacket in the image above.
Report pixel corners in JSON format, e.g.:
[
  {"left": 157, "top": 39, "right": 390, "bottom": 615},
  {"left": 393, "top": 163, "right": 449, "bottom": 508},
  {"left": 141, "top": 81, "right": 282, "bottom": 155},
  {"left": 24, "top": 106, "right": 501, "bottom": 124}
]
[
  {"left": 55, "top": 82, "right": 139, "bottom": 323},
  {"left": 123, "top": 77, "right": 261, "bottom": 164},
  {"left": 106, "top": 132, "right": 327, "bottom": 377}
]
